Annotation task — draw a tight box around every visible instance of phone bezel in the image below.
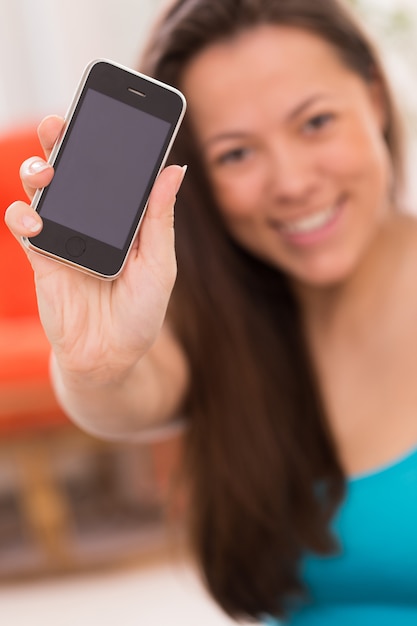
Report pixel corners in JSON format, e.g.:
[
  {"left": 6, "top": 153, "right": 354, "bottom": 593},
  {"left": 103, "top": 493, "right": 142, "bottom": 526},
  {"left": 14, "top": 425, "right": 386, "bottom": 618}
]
[{"left": 23, "top": 59, "right": 186, "bottom": 279}]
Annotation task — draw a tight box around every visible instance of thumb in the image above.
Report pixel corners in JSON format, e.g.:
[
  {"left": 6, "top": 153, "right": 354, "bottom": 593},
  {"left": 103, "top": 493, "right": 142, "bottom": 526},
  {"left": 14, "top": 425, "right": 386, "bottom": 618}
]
[
  {"left": 146, "top": 164, "right": 187, "bottom": 224},
  {"left": 126, "top": 163, "right": 187, "bottom": 294},
  {"left": 135, "top": 164, "right": 187, "bottom": 253}
]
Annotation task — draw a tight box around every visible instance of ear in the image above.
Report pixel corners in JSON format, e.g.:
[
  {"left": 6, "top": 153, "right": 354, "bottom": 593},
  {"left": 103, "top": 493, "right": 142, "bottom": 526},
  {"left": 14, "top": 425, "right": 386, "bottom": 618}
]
[{"left": 367, "top": 70, "right": 389, "bottom": 133}]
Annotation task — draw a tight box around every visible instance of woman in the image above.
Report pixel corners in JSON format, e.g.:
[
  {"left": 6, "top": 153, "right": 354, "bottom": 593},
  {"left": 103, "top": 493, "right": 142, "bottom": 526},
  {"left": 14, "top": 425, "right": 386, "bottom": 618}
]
[{"left": 5, "top": 0, "right": 417, "bottom": 623}]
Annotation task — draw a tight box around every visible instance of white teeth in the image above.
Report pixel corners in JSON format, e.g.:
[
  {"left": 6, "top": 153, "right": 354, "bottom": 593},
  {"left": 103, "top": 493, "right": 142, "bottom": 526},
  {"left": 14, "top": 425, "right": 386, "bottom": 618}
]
[{"left": 282, "top": 206, "right": 336, "bottom": 235}]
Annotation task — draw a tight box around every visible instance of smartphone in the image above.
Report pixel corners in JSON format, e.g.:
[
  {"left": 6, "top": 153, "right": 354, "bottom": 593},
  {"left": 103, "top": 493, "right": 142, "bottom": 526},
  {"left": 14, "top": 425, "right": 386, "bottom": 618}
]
[{"left": 23, "top": 59, "right": 186, "bottom": 279}]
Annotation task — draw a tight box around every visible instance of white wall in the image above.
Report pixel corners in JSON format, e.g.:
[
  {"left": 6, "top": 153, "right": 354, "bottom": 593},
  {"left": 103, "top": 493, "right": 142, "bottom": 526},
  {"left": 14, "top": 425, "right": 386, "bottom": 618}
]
[
  {"left": 1, "top": 0, "right": 416, "bottom": 131},
  {"left": 0, "top": 0, "right": 165, "bottom": 131},
  {"left": 1, "top": 0, "right": 416, "bottom": 204}
]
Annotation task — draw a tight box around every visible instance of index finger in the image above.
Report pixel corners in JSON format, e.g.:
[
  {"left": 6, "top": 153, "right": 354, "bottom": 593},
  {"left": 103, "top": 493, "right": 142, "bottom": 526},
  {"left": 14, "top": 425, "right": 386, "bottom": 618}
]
[{"left": 38, "top": 115, "right": 65, "bottom": 160}]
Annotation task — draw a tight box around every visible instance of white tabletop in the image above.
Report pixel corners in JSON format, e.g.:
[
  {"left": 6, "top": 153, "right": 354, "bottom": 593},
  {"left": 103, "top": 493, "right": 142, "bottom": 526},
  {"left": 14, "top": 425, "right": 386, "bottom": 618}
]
[{"left": 0, "top": 552, "right": 257, "bottom": 626}]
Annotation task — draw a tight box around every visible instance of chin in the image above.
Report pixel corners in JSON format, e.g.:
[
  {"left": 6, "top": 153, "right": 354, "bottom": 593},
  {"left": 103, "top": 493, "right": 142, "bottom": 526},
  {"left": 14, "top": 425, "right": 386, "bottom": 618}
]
[{"left": 286, "top": 254, "right": 359, "bottom": 291}]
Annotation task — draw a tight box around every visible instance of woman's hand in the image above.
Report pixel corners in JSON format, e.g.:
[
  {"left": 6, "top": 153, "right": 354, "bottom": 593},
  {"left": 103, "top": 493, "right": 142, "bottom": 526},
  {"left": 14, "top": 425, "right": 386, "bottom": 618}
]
[{"left": 5, "top": 115, "right": 186, "bottom": 387}]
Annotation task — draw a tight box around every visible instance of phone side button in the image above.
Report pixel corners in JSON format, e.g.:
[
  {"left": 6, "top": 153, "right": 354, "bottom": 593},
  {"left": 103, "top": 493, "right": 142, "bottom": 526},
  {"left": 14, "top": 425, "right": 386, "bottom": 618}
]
[{"left": 65, "top": 236, "right": 86, "bottom": 257}]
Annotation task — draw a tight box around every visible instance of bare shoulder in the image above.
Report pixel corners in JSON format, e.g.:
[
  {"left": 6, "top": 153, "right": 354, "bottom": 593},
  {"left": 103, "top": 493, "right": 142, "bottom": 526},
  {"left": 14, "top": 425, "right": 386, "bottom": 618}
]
[
  {"left": 392, "top": 212, "right": 417, "bottom": 309},
  {"left": 393, "top": 211, "right": 417, "bottom": 260}
]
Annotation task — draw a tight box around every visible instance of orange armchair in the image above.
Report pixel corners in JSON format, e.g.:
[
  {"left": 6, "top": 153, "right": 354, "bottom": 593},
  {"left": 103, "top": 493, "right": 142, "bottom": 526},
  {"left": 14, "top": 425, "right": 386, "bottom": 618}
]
[
  {"left": 0, "top": 125, "right": 69, "bottom": 434},
  {"left": 0, "top": 127, "right": 184, "bottom": 578}
]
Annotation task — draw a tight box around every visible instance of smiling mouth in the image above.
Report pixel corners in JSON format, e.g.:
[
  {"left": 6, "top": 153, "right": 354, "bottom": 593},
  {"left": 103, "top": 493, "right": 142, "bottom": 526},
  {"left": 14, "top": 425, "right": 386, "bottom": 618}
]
[{"left": 278, "top": 201, "right": 343, "bottom": 237}]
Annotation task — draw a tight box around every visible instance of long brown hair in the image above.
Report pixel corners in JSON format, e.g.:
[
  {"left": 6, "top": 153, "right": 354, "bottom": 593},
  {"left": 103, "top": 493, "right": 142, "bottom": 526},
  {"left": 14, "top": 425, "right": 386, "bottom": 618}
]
[{"left": 140, "top": 0, "right": 404, "bottom": 621}]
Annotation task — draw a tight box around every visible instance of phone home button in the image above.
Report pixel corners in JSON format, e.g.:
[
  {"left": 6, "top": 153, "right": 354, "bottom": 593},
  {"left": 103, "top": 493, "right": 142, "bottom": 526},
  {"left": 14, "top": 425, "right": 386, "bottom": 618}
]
[{"left": 65, "top": 236, "right": 86, "bottom": 257}]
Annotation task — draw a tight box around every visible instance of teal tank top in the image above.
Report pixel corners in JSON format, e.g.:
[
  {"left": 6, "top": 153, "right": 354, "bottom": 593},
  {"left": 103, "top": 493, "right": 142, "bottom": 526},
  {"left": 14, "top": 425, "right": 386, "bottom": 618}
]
[{"left": 264, "top": 444, "right": 417, "bottom": 625}]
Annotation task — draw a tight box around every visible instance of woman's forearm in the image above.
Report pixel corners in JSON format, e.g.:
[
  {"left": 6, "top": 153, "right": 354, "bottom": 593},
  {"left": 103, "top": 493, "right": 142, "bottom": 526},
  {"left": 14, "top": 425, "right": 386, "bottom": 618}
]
[{"left": 50, "top": 325, "right": 189, "bottom": 441}]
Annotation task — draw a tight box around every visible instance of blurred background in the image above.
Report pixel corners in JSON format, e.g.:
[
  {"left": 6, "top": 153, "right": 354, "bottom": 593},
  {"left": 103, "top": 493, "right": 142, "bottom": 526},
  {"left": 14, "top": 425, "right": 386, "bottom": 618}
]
[
  {"left": 0, "top": 0, "right": 166, "bottom": 130},
  {"left": 1, "top": 0, "right": 416, "bottom": 197},
  {"left": 0, "top": 0, "right": 416, "bottom": 624}
]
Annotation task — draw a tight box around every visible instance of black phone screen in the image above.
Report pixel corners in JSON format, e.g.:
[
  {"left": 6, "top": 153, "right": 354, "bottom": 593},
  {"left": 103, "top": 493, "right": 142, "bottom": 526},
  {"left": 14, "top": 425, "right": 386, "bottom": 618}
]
[{"left": 38, "top": 88, "right": 171, "bottom": 250}]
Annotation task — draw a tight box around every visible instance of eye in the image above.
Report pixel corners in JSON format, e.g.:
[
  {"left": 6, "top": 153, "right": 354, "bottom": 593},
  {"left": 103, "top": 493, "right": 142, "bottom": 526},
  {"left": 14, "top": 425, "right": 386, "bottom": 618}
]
[
  {"left": 303, "top": 113, "right": 334, "bottom": 134},
  {"left": 216, "top": 146, "right": 252, "bottom": 165}
]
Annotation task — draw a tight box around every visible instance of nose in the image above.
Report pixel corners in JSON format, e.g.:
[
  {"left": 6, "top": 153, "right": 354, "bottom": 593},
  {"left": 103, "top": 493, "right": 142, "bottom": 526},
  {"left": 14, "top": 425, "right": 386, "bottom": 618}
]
[{"left": 265, "top": 140, "right": 318, "bottom": 204}]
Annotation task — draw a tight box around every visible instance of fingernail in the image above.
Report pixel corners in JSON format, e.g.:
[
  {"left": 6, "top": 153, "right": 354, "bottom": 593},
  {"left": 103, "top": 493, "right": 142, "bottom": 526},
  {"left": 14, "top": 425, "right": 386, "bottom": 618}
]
[
  {"left": 22, "top": 214, "right": 42, "bottom": 233},
  {"left": 175, "top": 165, "right": 188, "bottom": 194},
  {"left": 25, "top": 159, "right": 51, "bottom": 175}
]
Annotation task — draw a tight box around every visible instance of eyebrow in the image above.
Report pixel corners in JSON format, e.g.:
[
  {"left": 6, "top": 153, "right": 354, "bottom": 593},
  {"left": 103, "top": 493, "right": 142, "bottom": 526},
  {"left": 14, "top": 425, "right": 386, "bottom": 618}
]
[
  {"left": 286, "top": 93, "right": 329, "bottom": 122},
  {"left": 203, "top": 130, "right": 249, "bottom": 149},
  {"left": 203, "top": 92, "right": 330, "bottom": 149}
]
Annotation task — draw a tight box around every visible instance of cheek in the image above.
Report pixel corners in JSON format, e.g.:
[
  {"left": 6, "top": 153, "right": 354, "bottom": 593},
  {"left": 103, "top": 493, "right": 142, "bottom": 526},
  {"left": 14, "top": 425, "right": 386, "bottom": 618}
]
[
  {"left": 210, "top": 174, "right": 267, "bottom": 253},
  {"left": 325, "top": 118, "right": 389, "bottom": 187},
  {"left": 209, "top": 169, "right": 265, "bottom": 224}
]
